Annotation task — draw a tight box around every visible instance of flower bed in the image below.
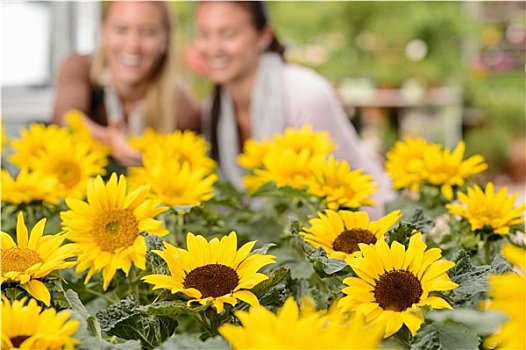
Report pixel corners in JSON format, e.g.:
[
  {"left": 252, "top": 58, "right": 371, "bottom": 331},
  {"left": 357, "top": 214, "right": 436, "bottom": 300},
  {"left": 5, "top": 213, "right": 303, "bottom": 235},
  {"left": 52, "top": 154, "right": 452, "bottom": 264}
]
[{"left": 1, "top": 116, "right": 524, "bottom": 349}]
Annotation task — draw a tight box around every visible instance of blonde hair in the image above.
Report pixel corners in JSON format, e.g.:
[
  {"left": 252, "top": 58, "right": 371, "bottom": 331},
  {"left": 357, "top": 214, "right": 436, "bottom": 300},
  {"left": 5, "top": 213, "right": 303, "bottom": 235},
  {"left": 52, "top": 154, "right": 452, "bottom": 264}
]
[{"left": 91, "top": 0, "right": 177, "bottom": 133}]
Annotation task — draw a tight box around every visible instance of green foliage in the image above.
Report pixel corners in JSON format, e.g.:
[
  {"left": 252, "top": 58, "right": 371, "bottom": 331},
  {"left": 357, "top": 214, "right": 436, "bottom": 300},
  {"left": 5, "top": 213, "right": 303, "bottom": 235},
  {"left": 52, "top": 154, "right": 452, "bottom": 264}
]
[
  {"left": 410, "top": 320, "right": 480, "bottom": 350},
  {"left": 96, "top": 295, "right": 178, "bottom": 349},
  {"left": 386, "top": 207, "right": 435, "bottom": 246},
  {"left": 157, "top": 335, "right": 229, "bottom": 350},
  {"left": 447, "top": 250, "right": 512, "bottom": 309},
  {"left": 1, "top": 201, "right": 64, "bottom": 236},
  {"left": 308, "top": 247, "right": 353, "bottom": 278}
]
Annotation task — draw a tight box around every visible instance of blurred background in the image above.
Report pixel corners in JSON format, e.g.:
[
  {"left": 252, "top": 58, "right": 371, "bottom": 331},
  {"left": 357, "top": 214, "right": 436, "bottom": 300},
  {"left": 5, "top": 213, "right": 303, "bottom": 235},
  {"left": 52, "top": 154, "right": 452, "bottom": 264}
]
[{"left": 2, "top": 1, "right": 525, "bottom": 186}]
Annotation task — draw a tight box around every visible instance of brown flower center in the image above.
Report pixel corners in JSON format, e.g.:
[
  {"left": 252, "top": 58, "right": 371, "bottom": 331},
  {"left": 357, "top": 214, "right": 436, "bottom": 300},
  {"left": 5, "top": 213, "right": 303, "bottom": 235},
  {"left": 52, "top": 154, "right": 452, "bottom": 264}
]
[
  {"left": 92, "top": 209, "right": 139, "bottom": 252},
  {"left": 1, "top": 247, "right": 43, "bottom": 273},
  {"left": 333, "top": 228, "right": 377, "bottom": 254},
  {"left": 374, "top": 269, "right": 423, "bottom": 312},
  {"left": 10, "top": 335, "right": 31, "bottom": 348},
  {"left": 183, "top": 264, "right": 239, "bottom": 298}
]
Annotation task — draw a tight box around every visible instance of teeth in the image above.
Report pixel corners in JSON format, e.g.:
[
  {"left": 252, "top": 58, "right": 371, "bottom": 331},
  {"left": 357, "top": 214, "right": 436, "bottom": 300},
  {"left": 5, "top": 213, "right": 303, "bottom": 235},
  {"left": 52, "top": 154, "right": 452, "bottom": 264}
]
[
  {"left": 119, "top": 54, "right": 141, "bottom": 66},
  {"left": 208, "top": 57, "right": 228, "bottom": 69}
]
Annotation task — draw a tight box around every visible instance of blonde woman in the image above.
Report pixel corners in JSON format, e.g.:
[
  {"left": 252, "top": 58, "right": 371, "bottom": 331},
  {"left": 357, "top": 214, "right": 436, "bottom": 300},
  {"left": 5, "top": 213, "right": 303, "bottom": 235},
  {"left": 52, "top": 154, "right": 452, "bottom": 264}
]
[{"left": 52, "top": 1, "right": 201, "bottom": 166}]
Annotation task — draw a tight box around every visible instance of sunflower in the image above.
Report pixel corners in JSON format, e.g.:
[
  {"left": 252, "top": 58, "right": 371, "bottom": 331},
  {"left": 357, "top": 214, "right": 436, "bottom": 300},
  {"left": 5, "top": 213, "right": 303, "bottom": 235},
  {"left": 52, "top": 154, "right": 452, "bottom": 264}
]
[
  {"left": 1, "top": 297, "right": 79, "bottom": 349},
  {"left": 219, "top": 296, "right": 384, "bottom": 349},
  {"left": 130, "top": 128, "right": 216, "bottom": 172},
  {"left": 1, "top": 212, "right": 77, "bottom": 306},
  {"left": 238, "top": 138, "right": 273, "bottom": 170},
  {"left": 307, "top": 155, "right": 378, "bottom": 210},
  {"left": 302, "top": 209, "right": 402, "bottom": 260},
  {"left": 60, "top": 173, "right": 168, "bottom": 290},
  {"left": 26, "top": 133, "right": 108, "bottom": 199},
  {"left": 446, "top": 182, "right": 525, "bottom": 235},
  {"left": 238, "top": 126, "right": 335, "bottom": 173},
  {"left": 419, "top": 141, "right": 487, "bottom": 200},
  {"left": 272, "top": 125, "right": 336, "bottom": 158},
  {"left": 338, "top": 232, "right": 458, "bottom": 337},
  {"left": 385, "top": 136, "right": 434, "bottom": 193},
  {"left": 128, "top": 151, "right": 217, "bottom": 207},
  {"left": 242, "top": 148, "right": 320, "bottom": 194},
  {"left": 483, "top": 243, "right": 525, "bottom": 350},
  {"left": 8, "top": 122, "right": 70, "bottom": 169},
  {"left": 142, "top": 231, "right": 275, "bottom": 313},
  {"left": 1, "top": 168, "right": 60, "bottom": 205}
]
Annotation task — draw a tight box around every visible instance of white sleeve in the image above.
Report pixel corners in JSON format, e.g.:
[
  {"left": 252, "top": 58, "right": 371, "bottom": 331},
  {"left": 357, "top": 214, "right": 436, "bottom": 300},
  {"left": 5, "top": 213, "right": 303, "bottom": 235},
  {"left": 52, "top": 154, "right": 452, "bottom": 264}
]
[{"left": 284, "top": 66, "right": 395, "bottom": 218}]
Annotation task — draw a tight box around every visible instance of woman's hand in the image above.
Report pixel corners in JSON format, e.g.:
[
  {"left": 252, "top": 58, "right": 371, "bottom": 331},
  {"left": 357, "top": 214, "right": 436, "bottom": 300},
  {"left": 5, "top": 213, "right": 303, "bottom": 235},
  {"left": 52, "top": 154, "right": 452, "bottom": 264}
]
[{"left": 82, "top": 116, "right": 143, "bottom": 167}]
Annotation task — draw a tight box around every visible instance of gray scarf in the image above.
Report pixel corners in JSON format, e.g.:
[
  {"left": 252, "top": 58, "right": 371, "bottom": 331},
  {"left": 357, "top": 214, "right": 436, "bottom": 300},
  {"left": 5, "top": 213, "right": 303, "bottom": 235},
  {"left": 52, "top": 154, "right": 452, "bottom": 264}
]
[{"left": 217, "top": 52, "right": 288, "bottom": 188}]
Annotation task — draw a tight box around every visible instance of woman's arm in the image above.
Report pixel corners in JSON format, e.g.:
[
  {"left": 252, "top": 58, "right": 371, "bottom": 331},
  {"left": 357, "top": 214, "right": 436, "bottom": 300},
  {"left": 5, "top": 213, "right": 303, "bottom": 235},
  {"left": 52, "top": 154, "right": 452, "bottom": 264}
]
[
  {"left": 51, "top": 54, "right": 142, "bottom": 167},
  {"left": 51, "top": 54, "right": 93, "bottom": 126}
]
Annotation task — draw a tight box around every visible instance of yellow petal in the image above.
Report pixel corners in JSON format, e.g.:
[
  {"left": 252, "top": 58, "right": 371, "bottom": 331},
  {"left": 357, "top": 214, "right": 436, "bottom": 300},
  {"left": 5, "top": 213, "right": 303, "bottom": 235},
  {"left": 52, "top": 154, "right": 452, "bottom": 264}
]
[
  {"left": 16, "top": 212, "right": 29, "bottom": 248},
  {"left": 23, "top": 279, "right": 51, "bottom": 306}
]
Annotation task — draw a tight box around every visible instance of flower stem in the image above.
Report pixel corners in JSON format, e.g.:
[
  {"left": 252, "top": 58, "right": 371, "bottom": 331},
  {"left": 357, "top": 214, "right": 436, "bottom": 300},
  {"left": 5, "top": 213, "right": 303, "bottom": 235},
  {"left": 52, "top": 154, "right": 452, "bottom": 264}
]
[{"left": 84, "top": 288, "right": 119, "bottom": 303}]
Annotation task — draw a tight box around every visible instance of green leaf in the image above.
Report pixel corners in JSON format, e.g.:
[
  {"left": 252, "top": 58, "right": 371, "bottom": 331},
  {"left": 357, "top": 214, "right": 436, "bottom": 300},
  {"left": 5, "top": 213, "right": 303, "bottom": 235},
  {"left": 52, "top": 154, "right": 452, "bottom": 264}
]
[
  {"left": 97, "top": 295, "right": 139, "bottom": 331},
  {"left": 137, "top": 300, "right": 209, "bottom": 317},
  {"left": 447, "top": 250, "right": 512, "bottom": 308},
  {"left": 157, "top": 335, "right": 230, "bottom": 350},
  {"left": 252, "top": 267, "right": 291, "bottom": 299},
  {"left": 386, "top": 207, "right": 434, "bottom": 246},
  {"left": 410, "top": 320, "right": 480, "bottom": 350},
  {"left": 251, "top": 243, "right": 277, "bottom": 255},
  {"left": 309, "top": 247, "right": 353, "bottom": 278},
  {"left": 145, "top": 235, "right": 169, "bottom": 275},
  {"left": 65, "top": 289, "right": 102, "bottom": 338},
  {"left": 427, "top": 309, "right": 508, "bottom": 337},
  {"left": 96, "top": 295, "right": 178, "bottom": 349}
]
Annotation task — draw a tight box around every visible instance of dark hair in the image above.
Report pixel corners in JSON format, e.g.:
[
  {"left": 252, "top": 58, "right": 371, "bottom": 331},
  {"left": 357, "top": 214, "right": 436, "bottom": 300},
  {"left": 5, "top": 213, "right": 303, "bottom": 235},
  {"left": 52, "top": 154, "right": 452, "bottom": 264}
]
[
  {"left": 234, "top": 1, "right": 286, "bottom": 57},
  {"left": 207, "top": 1, "right": 285, "bottom": 162}
]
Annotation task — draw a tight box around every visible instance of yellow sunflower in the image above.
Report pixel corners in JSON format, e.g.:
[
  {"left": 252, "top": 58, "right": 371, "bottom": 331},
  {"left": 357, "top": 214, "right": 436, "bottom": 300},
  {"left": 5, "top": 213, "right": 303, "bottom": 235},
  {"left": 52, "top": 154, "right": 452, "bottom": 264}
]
[
  {"left": 60, "top": 173, "right": 168, "bottom": 290},
  {"left": 302, "top": 209, "right": 402, "bottom": 260},
  {"left": 1, "top": 297, "right": 79, "bottom": 349},
  {"left": 128, "top": 151, "right": 217, "bottom": 207},
  {"left": 242, "top": 148, "right": 320, "bottom": 194},
  {"left": 27, "top": 133, "right": 108, "bottom": 199},
  {"left": 219, "top": 296, "right": 384, "bottom": 349},
  {"left": 238, "top": 138, "right": 273, "bottom": 170},
  {"left": 1, "top": 212, "right": 77, "bottom": 306},
  {"left": 142, "top": 231, "right": 275, "bottom": 313},
  {"left": 385, "top": 136, "right": 434, "bottom": 193},
  {"left": 238, "top": 126, "right": 335, "bottom": 173},
  {"left": 1, "top": 168, "right": 60, "bottom": 205},
  {"left": 446, "top": 182, "right": 525, "bottom": 235},
  {"left": 338, "top": 233, "right": 458, "bottom": 338},
  {"left": 307, "top": 155, "right": 378, "bottom": 210},
  {"left": 130, "top": 128, "right": 216, "bottom": 172},
  {"left": 483, "top": 244, "right": 525, "bottom": 350},
  {"left": 8, "top": 122, "right": 70, "bottom": 169},
  {"left": 420, "top": 141, "right": 488, "bottom": 200},
  {"left": 272, "top": 125, "right": 336, "bottom": 158}
]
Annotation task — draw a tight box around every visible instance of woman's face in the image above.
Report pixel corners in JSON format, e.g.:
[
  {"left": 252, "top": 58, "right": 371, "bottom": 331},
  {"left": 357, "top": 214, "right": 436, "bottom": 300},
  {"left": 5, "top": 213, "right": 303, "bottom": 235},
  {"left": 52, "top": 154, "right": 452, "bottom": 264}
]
[
  {"left": 194, "top": 2, "right": 271, "bottom": 86},
  {"left": 102, "top": 1, "right": 168, "bottom": 88}
]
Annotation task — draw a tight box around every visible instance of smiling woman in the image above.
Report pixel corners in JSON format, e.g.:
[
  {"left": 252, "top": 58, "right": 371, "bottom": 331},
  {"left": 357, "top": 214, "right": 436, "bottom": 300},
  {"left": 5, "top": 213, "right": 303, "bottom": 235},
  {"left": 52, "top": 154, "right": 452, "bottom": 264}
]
[
  {"left": 51, "top": 1, "right": 201, "bottom": 168},
  {"left": 192, "top": 1, "right": 395, "bottom": 219}
]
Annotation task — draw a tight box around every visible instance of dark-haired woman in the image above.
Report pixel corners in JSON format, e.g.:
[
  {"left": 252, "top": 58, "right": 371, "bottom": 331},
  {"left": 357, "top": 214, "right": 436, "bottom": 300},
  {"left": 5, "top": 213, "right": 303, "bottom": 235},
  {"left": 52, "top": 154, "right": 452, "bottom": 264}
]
[{"left": 193, "top": 1, "right": 394, "bottom": 218}]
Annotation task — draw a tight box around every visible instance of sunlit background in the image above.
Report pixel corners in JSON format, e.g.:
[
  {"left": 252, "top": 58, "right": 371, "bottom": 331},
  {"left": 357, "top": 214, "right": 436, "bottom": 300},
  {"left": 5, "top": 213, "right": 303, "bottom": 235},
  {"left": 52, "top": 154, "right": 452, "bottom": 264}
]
[{"left": 2, "top": 1, "right": 525, "bottom": 185}]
